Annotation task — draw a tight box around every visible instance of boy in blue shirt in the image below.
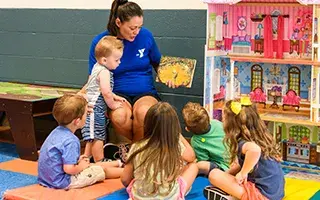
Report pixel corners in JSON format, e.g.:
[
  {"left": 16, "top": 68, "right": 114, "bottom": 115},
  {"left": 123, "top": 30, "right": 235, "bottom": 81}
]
[{"left": 38, "top": 94, "right": 123, "bottom": 189}]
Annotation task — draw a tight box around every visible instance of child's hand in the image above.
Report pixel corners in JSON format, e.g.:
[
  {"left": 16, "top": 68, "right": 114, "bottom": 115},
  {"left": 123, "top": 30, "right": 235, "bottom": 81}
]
[
  {"left": 87, "top": 103, "right": 94, "bottom": 114},
  {"left": 114, "top": 95, "right": 126, "bottom": 103},
  {"left": 79, "top": 155, "right": 89, "bottom": 162},
  {"left": 235, "top": 171, "right": 247, "bottom": 185},
  {"left": 78, "top": 157, "right": 90, "bottom": 170},
  {"left": 110, "top": 101, "right": 123, "bottom": 110}
]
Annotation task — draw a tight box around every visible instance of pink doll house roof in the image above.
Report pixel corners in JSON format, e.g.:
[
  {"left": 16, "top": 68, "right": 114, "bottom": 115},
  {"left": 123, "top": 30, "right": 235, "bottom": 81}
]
[{"left": 202, "top": 0, "right": 320, "bottom": 5}]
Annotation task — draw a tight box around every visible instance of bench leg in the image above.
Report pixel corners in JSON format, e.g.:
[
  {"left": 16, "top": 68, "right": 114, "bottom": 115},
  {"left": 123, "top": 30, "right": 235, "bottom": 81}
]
[{"left": 7, "top": 111, "right": 38, "bottom": 161}]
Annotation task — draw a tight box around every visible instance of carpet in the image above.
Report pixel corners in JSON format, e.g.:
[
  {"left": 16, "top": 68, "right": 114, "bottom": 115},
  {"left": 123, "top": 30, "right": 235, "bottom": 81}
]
[
  {"left": 0, "top": 170, "right": 37, "bottom": 198},
  {"left": 0, "top": 143, "right": 18, "bottom": 163},
  {"left": 98, "top": 176, "right": 210, "bottom": 200}
]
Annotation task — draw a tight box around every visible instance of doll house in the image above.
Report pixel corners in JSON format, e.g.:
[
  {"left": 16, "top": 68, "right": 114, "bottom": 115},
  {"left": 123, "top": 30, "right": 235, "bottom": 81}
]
[{"left": 203, "top": 0, "right": 320, "bottom": 165}]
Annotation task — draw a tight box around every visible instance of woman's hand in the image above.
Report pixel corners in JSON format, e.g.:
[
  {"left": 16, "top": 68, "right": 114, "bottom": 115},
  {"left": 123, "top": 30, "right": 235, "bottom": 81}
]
[{"left": 165, "top": 80, "right": 182, "bottom": 89}]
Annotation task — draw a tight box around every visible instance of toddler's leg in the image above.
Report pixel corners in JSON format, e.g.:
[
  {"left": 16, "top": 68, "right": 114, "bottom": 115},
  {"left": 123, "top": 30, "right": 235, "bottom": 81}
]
[
  {"left": 84, "top": 141, "right": 92, "bottom": 157},
  {"left": 92, "top": 140, "right": 104, "bottom": 162},
  {"left": 208, "top": 168, "right": 245, "bottom": 199},
  {"left": 180, "top": 162, "right": 198, "bottom": 194}
]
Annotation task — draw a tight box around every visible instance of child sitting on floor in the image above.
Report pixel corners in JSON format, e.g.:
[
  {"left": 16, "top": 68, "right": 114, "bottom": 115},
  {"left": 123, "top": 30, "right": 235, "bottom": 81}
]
[
  {"left": 207, "top": 98, "right": 284, "bottom": 200},
  {"left": 182, "top": 102, "right": 229, "bottom": 176},
  {"left": 121, "top": 102, "right": 198, "bottom": 199},
  {"left": 38, "top": 94, "right": 123, "bottom": 189},
  {"left": 81, "top": 35, "right": 126, "bottom": 162}
]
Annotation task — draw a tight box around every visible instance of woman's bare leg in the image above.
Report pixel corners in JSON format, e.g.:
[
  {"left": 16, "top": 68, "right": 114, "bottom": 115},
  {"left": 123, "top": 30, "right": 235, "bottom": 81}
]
[
  {"left": 109, "top": 101, "right": 133, "bottom": 140},
  {"left": 132, "top": 96, "right": 158, "bottom": 142}
]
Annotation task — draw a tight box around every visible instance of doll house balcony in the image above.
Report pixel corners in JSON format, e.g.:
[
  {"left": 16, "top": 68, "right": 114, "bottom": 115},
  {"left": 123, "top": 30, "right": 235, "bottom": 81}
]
[
  {"left": 283, "top": 90, "right": 301, "bottom": 111},
  {"left": 249, "top": 87, "right": 267, "bottom": 108}
]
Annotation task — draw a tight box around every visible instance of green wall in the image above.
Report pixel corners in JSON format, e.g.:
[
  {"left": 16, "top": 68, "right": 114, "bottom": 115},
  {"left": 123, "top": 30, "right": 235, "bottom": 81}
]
[{"left": 0, "top": 9, "right": 206, "bottom": 136}]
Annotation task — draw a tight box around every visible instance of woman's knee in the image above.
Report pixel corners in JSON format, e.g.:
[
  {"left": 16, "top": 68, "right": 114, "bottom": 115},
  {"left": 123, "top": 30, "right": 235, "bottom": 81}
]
[
  {"left": 133, "top": 104, "right": 152, "bottom": 122},
  {"left": 110, "top": 108, "right": 131, "bottom": 125}
]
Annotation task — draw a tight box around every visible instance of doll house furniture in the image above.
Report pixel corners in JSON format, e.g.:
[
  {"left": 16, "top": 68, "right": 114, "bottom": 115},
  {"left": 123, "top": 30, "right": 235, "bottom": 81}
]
[
  {"left": 203, "top": 0, "right": 320, "bottom": 166},
  {"left": 249, "top": 87, "right": 267, "bottom": 107},
  {"left": 283, "top": 89, "right": 301, "bottom": 111}
]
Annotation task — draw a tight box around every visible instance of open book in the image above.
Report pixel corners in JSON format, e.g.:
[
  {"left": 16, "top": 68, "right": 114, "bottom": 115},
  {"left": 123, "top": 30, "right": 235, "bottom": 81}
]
[{"left": 156, "top": 56, "right": 197, "bottom": 88}]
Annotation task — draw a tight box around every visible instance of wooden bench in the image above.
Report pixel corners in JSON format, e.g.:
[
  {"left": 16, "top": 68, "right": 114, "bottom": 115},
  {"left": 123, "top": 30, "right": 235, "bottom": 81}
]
[{"left": 0, "top": 82, "right": 78, "bottom": 161}]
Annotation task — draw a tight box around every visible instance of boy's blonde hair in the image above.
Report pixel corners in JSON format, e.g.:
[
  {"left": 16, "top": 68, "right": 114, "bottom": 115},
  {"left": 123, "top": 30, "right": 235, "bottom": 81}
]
[
  {"left": 95, "top": 36, "right": 123, "bottom": 59},
  {"left": 182, "top": 102, "right": 210, "bottom": 134},
  {"left": 53, "top": 94, "right": 87, "bottom": 126}
]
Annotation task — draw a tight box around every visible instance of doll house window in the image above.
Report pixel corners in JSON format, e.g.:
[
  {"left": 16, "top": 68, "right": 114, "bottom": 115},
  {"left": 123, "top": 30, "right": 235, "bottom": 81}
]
[
  {"left": 288, "top": 125, "right": 310, "bottom": 144},
  {"left": 271, "top": 10, "right": 281, "bottom": 37},
  {"left": 251, "top": 64, "right": 263, "bottom": 90},
  {"left": 288, "top": 67, "right": 301, "bottom": 95}
]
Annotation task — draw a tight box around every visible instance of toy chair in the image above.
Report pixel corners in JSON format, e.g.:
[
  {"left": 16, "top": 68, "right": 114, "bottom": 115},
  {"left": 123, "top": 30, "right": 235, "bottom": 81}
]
[
  {"left": 282, "top": 89, "right": 301, "bottom": 111},
  {"left": 249, "top": 87, "right": 266, "bottom": 108}
]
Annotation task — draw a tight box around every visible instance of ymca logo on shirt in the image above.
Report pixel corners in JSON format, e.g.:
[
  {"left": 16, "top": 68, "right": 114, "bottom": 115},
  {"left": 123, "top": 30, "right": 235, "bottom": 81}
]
[{"left": 136, "top": 48, "right": 145, "bottom": 58}]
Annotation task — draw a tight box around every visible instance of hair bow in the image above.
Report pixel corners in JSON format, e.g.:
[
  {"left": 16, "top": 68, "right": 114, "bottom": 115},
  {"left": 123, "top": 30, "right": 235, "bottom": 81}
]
[
  {"left": 240, "top": 96, "right": 252, "bottom": 106},
  {"left": 230, "top": 101, "right": 242, "bottom": 115}
]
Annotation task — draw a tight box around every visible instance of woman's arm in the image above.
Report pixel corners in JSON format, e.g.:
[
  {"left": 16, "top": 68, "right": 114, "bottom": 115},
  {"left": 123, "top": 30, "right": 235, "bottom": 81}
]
[
  {"left": 180, "top": 134, "right": 196, "bottom": 163},
  {"left": 121, "top": 162, "right": 134, "bottom": 187}
]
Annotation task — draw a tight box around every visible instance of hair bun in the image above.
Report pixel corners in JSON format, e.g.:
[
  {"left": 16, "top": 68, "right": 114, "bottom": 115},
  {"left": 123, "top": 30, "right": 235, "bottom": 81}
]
[{"left": 117, "top": 0, "right": 128, "bottom": 5}]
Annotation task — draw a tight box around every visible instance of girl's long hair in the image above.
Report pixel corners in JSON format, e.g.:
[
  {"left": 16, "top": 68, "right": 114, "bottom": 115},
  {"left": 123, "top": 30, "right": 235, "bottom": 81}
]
[
  {"left": 126, "top": 102, "right": 183, "bottom": 195},
  {"left": 223, "top": 100, "right": 281, "bottom": 163}
]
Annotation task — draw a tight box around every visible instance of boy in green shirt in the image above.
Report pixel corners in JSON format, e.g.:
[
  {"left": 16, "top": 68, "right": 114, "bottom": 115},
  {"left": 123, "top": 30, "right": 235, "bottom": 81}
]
[{"left": 182, "top": 102, "right": 229, "bottom": 176}]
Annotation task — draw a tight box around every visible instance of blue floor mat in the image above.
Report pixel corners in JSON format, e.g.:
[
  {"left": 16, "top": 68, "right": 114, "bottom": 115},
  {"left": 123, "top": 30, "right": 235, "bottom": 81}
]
[
  {"left": 310, "top": 190, "right": 320, "bottom": 200},
  {"left": 0, "top": 170, "right": 37, "bottom": 199},
  {"left": 98, "top": 176, "right": 210, "bottom": 200},
  {"left": 0, "top": 142, "right": 18, "bottom": 163}
]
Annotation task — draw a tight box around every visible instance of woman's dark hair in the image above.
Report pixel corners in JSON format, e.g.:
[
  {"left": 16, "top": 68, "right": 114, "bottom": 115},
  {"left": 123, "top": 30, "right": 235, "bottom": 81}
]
[{"left": 107, "top": 0, "right": 143, "bottom": 36}]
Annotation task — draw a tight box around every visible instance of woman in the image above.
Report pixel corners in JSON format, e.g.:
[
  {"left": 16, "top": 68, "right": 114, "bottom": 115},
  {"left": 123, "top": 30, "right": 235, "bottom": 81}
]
[{"left": 86, "top": 0, "right": 175, "bottom": 142}]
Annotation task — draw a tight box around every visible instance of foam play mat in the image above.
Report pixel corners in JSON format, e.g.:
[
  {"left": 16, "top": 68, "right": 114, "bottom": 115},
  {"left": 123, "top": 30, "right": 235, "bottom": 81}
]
[
  {"left": 3, "top": 179, "right": 124, "bottom": 200},
  {"left": 98, "top": 176, "right": 210, "bottom": 200},
  {"left": 283, "top": 178, "right": 320, "bottom": 200},
  {"left": 1, "top": 142, "right": 320, "bottom": 200}
]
